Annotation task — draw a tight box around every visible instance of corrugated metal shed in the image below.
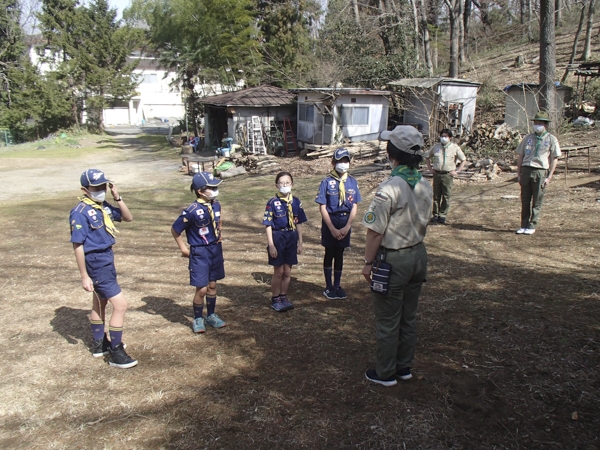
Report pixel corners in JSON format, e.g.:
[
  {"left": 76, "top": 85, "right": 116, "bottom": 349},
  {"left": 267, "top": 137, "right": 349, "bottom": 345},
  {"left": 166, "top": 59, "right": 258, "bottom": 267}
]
[
  {"left": 388, "top": 77, "right": 481, "bottom": 89},
  {"left": 199, "top": 85, "right": 296, "bottom": 107}
]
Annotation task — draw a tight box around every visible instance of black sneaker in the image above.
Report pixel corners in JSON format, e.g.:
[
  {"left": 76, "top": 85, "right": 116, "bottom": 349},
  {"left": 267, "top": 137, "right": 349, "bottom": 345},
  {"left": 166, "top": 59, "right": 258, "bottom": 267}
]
[
  {"left": 365, "top": 369, "right": 397, "bottom": 387},
  {"left": 323, "top": 288, "right": 337, "bottom": 299},
  {"left": 430, "top": 216, "right": 439, "bottom": 223},
  {"left": 91, "top": 334, "right": 110, "bottom": 358},
  {"left": 438, "top": 217, "right": 447, "bottom": 225},
  {"left": 396, "top": 367, "right": 413, "bottom": 381},
  {"left": 108, "top": 343, "right": 138, "bottom": 369}
]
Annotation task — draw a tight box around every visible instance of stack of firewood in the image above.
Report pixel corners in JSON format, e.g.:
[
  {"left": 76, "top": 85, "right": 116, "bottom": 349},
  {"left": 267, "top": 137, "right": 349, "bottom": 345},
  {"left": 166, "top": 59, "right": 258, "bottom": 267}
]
[
  {"left": 460, "top": 123, "right": 522, "bottom": 157},
  {"left": 231, "top": 153, "right": 282, "bottom": 176}
]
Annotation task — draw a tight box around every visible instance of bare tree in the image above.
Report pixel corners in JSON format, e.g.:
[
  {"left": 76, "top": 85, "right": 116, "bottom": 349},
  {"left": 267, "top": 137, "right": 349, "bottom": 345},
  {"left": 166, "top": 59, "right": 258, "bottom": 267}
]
[
  {"left": 539, "top": 0, "right": 557, "bottom": 129},
  {"left": 555, "top": 0, "right": 562, "bottom": 26},
  {"left": 561, "top": 3, "right": 586, "bottom": 83},
  {"left": 409, "top": 0, "right": 421, "bottom": 66},
  {"left": 582, "top": 0, "right": 595, "bottom": 60},
  {"left": 419, "top": 0, "right": 434, "bottom": 74},
  {"left": 444, "top": 0, "right": 464, "bottom": 77},
  {"left": 351, "top": 0, "right": 361, "bottom": 27}
]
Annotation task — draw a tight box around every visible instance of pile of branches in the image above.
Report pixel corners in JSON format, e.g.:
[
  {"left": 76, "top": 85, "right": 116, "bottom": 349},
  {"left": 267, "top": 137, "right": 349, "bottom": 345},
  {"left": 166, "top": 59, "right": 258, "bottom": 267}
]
[{"left": 230, "top": 153, "right": 282, "bottom": 176}]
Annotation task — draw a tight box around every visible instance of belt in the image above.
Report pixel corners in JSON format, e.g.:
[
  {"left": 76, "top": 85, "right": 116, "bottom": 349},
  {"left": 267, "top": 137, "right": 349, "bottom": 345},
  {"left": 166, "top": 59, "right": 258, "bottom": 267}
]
[
  {"left": 333, "top": 212, "right": 348, "bottom": 216},
  {"left": 435, "top": 170, "right": 450, "bottom": 174},
  {"left": 85, "top": 247, "right": 112, "bottom": 255},
  {"left": 274, "top": 227, "right": 296, "bottom": 232},
  {"left": 384, "top": 241, "right": 423, "bottom": 252},
  {"left": 191, "top": 241, "right": 221, "bottom": 247}
]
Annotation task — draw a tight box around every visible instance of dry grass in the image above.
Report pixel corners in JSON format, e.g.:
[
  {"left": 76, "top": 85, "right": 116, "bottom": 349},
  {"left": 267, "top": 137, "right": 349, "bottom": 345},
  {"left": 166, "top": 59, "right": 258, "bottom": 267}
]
[{"left": 0, "top": 136, "right": 599, "bottom": 449}]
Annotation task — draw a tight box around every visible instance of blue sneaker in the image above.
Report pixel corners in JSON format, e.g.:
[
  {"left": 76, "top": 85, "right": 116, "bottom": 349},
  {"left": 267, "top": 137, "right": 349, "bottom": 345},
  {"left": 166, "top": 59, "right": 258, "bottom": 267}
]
[
  {"left": 335, "top": 286, "right": 347, "bottom": 299},
  {"left": 365, "top": 369, "right": 397, "bottom": 387},
  {"left": 323, "top": 288, "right": 337, "bottom": 299},
  {"left": 279, "top": 294, "right": 294, "bottom": 311},
  {"left": 205, "top": 313, "right": 226, "bottom": 328},
  {"left": 271, "top": 297, "right": 287, "bottom": 312},
  {"left": 396, "top": 367, "right": 413, "bottom": 381},
  {"left": 192, "top": 317, "right": 206, "bottom": 333}
]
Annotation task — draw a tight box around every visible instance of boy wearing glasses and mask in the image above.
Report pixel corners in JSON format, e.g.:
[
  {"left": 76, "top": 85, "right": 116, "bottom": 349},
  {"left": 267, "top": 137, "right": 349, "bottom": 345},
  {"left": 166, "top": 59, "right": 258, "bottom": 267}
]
[
  {"left": 70, "top": 169, "right": 137, "bottom": 368},
  {"left": 315, "top": 148, "right": 362, "bottom": 299},
  {"left": 172, "top": 172, "right": 227, "bottom": 333},
  {"left": 263, "top": 171, "right": 307, "bottom": 312}
]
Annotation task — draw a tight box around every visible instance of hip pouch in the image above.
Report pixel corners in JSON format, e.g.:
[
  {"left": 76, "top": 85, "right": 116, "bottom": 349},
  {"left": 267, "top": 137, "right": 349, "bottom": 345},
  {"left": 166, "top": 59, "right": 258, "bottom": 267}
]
[{"left": 370, "top": 252, "right": 391, "bottom": 295}]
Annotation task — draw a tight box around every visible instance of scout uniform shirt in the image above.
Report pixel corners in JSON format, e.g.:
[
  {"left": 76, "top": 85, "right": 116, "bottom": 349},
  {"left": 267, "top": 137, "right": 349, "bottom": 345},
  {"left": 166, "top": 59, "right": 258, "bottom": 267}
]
[
  {"left": 362, "top": 176, "right": 432, "bottom": 250},
  {"left": 516, "top": 132, "right": 561, "bottom": 169},
  {"left": 70, "top": 201, "right": 122, "bottom": 252},
  {"left": 315, "top": 173, "right": 362, "bottom": 214},
  {"left": 262, "top": 195, "right": 308, "bottom": 230},
  {"left": 172, "top": 200, "right": 222, "bottom": 246},
  {"left": 427, "top": 142, "right": 466, "bottom": 171}
]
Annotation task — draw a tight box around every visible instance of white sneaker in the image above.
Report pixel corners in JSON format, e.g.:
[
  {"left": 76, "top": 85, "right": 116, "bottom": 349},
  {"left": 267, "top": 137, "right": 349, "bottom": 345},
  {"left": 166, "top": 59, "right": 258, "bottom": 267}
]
[
  {"left": 523, "top": 228, "right": 536, "bottom": 235},
  {"left": 516, "top": 228, "right": 526, "bottom": 234}
]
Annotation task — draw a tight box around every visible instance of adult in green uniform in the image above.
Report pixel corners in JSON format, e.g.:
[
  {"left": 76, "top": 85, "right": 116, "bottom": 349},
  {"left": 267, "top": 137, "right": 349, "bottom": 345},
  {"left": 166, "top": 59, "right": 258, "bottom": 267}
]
[
  {"left": 362, "top": 126, "right": 433, "bottom": 387},
  {"left": 425, "top": 129, "right": 467, "bottom": 224},
  {"left": 515, "top": 111, "right": 561, "bottom": 235}
]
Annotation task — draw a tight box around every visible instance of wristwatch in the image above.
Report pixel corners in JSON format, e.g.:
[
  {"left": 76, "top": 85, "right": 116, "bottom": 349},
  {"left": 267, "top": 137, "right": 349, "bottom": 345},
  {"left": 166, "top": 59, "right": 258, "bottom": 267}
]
[
  {"left": 114, "top": 196, "right": 122, "bottom": 202},
  {"left": 364, "top": 258, "right": 373, "bottom": 265}
]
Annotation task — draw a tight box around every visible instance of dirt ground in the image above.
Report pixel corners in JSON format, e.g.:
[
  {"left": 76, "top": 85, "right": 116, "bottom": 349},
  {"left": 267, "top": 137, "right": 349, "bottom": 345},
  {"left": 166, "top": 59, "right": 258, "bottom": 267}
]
[{"left": 1, "top": 135, "right": 599, "bottom": 449}]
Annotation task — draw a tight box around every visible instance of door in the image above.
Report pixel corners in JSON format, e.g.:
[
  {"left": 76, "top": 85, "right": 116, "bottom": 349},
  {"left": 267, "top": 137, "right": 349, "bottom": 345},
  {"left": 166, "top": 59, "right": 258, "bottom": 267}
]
[{"left": 323, "top": 113, "right": 333, "bottom": 144}]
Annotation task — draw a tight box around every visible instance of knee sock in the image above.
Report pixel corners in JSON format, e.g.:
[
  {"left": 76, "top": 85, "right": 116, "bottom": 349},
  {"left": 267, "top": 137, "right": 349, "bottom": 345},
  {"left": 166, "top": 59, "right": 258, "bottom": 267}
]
[
  {"left": 206, "top": 295, "right": 216, "bottom": 316},
  {"left": 323, "top": 267, "right": 333, "bottom": 289},
  {"left": 333, "top": 270, "right": 342, "bottom": 288},
  {"left": 91, "top": 320, "right": 105, "bottom": 341},
  {"left": 109, "top": 326, "right": 123, "bottom": 348},
  {"left": 193, "top": 302, "right": 204, "bottom": 319}
]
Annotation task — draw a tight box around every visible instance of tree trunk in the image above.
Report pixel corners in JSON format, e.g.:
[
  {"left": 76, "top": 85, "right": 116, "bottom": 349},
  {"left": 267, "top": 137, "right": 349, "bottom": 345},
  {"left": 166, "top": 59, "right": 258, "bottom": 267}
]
[
  {"left": 459, "top": 0, "right": 466, "bottom": 63},
  {"left": 463, "top": 0, "right": 472, "bottom": 59},
  {"left": 410, "top": 0, "right": 421, "bottom": 65},
  {"left": 582, "top": 0, "right": 595, "bottom": 60},
  {"left": 539, "top": 0, "right": 557, "bottom": 129},
  {"left": 445, "top": 0, "right": 462, "bottom": 77},
  {"left": 419, "top": 0, "right": 434, "bottom": 74},
  {"left": 555, "top": 0, "right": 562, "bottom": 26},
  {"left": 561, "top": 4, "right": 586, "bottom": 83},
  {"left": 351, "top": 0, "right": 361, "bottom": 27},
  {"left": 527, "top": 0, "right": 534, "bottom": 41}
]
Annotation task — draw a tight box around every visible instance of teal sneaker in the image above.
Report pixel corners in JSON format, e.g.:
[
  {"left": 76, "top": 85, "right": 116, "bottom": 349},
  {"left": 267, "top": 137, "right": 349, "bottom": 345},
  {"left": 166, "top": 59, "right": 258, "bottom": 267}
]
[
  {"left": 205, "top": 313, "right": 226, "bottom": 328},
  {"left": 192, "top": 317, "right": 206, "bottom": 334}
]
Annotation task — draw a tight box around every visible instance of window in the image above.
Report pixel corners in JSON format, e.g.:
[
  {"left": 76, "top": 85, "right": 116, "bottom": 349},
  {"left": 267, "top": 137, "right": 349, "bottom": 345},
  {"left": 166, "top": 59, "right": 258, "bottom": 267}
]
[
  {"left": 299, "top": 104, "right": 315, "bottom": 122},
  {"left": 341, "top": 106, "right": 369, "bottom": 126},
  {"left": 142, "top": 73, "right": 157, "bottom": 84}
]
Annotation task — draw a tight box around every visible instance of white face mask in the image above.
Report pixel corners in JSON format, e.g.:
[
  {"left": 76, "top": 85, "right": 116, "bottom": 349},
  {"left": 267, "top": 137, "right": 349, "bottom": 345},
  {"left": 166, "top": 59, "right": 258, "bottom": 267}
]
[
  {"left": 279, "top": 185, "right": 292, "bottom": 195},
  {"left": 533, "top": 125, "right": 546, "bottom": 134},
  {"left": 335, "top": 163, "right": 350, "bottom": 173},
  {"left": 203, "top": 189, "right": 218, "bottom": 200},
  {"left": 87, "top": 189, "right": 106, "bottom": 203},
  {"left": 440, "top": 136, "right": 450, "bottom": 145}
]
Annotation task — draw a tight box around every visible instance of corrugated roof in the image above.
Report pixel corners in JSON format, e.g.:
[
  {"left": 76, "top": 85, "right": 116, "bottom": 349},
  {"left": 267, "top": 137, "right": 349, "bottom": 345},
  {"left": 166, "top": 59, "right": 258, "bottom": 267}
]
[
  {"left": 199, "top": 85, "right": 296, "bottom": 107},
  {"left": 388, "top": 77, "right": 481, "bottom": 88},
  {"left": 291, "top": 88, "right": 390, "bottom": 96}
]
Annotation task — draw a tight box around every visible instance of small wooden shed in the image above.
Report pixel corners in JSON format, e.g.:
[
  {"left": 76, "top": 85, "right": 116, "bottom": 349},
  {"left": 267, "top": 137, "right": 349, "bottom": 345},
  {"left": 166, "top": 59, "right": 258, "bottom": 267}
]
[
  {"left": 291, "top": 88, "right": 390, "bottom": 147},
  {"left": 387, "top": 77, "right": 481, "bottom": 140},
  {"left": 199, "top": 85, "right": 296, "bottom": 151},
  {"left": 504, "top": 83, "right": 573, "bottom": 133}
]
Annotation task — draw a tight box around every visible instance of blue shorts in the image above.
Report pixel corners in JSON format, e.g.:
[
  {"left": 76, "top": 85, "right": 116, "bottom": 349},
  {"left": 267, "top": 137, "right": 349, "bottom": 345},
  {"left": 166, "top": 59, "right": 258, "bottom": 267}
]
[
  {"left": 85, "top": 248, "right": 121, "bottom": 300},
  {"left": 321, "top": 214, "right": 351, "bottom": 248},
  {"left": 268, "top": 230, "right": 298, "bottom": 267},
  {"left": 189, "top": 243, "right": 225, "bottom": 287}
]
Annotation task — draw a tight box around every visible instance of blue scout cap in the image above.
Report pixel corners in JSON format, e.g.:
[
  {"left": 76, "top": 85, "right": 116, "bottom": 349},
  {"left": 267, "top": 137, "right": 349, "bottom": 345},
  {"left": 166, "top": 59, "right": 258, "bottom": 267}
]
[
  {"left": 80, "top": 169, "right": 112, "bottom": 187},
  {"left": 333, "top": 148, "right": 350, "bottom": 160},
  {"left": 192, "top": 172, "right": 222, "bottom": 191}
]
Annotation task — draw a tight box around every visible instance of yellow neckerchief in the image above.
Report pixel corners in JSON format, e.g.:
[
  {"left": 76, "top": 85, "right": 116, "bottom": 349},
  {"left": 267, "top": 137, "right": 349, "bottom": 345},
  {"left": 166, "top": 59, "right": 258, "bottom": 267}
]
[
  {"left": 79, "top": 196, "right": 118, "bottom": 237},
  {"left": 276, "top": 192, "right": 296, "bottom": 230},
  {"left": 329, "top": 169, "right": 348, "bottom": 206},
  {"left": 196, "top": 198, "right": 219, "bottom": 238}
]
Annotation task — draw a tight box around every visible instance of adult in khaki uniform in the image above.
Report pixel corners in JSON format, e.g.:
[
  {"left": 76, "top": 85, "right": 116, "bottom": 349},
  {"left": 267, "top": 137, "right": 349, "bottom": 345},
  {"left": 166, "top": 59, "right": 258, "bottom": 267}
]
[
  {"left": 425, "top": 129, "right": 467, "bottom": 224},
  {"left": 515, "top": 111, "right": 561, "bottom": 235},
  {"left": 361, "top": 126, "right": 433, "bottom": 387}
]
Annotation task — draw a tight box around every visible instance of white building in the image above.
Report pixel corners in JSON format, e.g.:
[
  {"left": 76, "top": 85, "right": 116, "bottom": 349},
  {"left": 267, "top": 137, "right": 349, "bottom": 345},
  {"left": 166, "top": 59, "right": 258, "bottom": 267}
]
[{"left": 291, "top": 88, "right": 390, "bottom": 147}]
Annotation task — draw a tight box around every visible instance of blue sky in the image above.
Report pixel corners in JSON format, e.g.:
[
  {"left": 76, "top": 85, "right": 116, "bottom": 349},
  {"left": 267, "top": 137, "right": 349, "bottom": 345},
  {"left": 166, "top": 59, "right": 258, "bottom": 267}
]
[{"left": 109, "top": 0, "right": 131, "bottom": 18}]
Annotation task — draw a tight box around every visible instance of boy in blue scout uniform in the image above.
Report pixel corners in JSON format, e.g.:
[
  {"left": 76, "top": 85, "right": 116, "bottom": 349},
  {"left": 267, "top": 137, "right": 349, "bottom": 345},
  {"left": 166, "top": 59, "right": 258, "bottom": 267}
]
[
  {"left": 315, "top": 148, "right": 362, "bottom": 299},
  {"left": 263, "top": 172, "right": 308, "bottom": 312},
  {"left": 69, "top": 169, "right": 137, "bottom": 369},
  {"left": 172, "top": 172, "right": 227, "bottom": 333}
]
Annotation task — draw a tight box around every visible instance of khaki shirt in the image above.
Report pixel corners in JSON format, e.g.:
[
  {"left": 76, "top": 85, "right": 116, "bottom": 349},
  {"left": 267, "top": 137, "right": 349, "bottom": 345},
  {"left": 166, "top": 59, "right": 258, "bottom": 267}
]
[
  {"left": 516, "top": 132, "right": 561, "bottom": 169},
  {"left": 362, "top": 176, "right": 433, "bottom": 250},
  {"left": 426, "top": 142, "right": 466, "bottom": 171}
]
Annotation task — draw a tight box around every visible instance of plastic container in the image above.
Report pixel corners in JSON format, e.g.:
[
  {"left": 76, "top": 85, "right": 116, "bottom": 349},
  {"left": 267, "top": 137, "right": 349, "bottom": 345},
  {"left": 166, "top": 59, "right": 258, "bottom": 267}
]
[{"left": 221, "top": 148, "right": 230, "bottom": 157}]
